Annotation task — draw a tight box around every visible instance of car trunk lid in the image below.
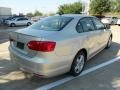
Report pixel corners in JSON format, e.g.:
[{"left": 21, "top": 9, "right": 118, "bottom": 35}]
[{"left": 9, "top": 28, "right": 57, "bottom": 57}]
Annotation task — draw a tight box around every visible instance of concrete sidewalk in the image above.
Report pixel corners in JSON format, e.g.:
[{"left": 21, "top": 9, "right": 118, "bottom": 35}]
[{"left": 0, "top": 42, "right": 9, "bottom": 52}]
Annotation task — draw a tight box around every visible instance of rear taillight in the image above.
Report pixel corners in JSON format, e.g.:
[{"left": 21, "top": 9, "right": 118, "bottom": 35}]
[{"left": 27, "top": 41, "right": 56, "bottom": 52}]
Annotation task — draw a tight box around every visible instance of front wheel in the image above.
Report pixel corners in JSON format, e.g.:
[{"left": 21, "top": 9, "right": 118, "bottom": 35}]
[
  {"left": 70, "top": 51, "right": 86, "bottom": 76},
  {"left": 27, "top": 22, "right": 31, "bottom": 26}
]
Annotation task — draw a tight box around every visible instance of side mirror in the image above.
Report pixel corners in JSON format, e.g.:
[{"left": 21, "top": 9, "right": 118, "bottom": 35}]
[{"left": 105, "top": 24, "right": 110, "bottom": 29}]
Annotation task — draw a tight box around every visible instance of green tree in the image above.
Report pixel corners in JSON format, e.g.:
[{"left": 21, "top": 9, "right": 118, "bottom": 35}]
[
  {"left": 48, "top": 13, "right": 55, "bottom": 16},
  {"left": 26, "top": 12, "right": 34, "bottom": 17},
  {"left": 89, "top": 0, "right": 111, "bottom": 15},
  {"left": 58, "top": 2, "right": 82, "bottom": 14},
  {"left": 34, "top": 10, "right": 43, "bottom": 16},
  {"left": 110, "top": 0, "right": 116, "bottom": 12},
  {"left": 113, "top": 0, "right": 120, "bottom": 12}
]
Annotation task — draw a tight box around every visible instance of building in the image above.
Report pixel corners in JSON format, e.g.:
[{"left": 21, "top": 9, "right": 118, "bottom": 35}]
[{"left": 0, "top": 7, "right": 12, "bottom": 24}]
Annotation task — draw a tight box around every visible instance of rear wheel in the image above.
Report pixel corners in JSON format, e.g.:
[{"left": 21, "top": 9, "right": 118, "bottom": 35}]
[
  {"left": 27, "top": 22, "right": 31, "bottom": 26},
  {"left": 10, "top": 23, "right": 16, "bottom": 27},
  {"left": 70, "top": 51, "right": 86, "bottom": 76}
]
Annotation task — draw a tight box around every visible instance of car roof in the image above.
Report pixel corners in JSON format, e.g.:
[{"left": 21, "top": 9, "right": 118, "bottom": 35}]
[{"left": 61, "top": 14, "right": 94, "bottom": 18}]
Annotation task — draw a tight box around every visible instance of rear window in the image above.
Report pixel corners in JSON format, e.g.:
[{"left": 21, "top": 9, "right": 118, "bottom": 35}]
[{"left": 30, "top": 16, "right": 73, "bottom": 31}]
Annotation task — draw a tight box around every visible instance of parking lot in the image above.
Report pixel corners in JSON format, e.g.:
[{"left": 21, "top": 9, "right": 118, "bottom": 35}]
[{"left": 0, "top": 25, "right": 120, "bottom": 90}]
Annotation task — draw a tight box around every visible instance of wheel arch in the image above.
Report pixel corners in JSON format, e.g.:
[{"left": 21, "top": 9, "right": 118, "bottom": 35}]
[
  {"left": 73, "top": 48, "right": 88, "bottom": 62},
  {"left": 110, "top": 34, "right": 113, "bottom": 38},
  {"left": 79, "top": 48, "right": 88, "bottom": 61},
  {"left": 10, "top": 23, "right": 15, "bottom": 27},
  {"left": 69, "top": 48, "right": 88, "bottom": 76},
  {"left": 27, "top": 22, "right": 32, "bottom": 26}
]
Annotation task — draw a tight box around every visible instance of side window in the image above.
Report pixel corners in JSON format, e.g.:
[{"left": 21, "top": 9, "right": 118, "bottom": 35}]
[
  {"left": 93, "top": 18, "right": 105, "bottom": 30},
  {"left": 76, "top": 21, "right": 84, "bottom": 33},
  {"left": 23, "top": 18, "right": 28, "bottom": 20},
  {"left": 17, "top": 18, "right": 22, "bottom": 21},
  {"left": 17, "top": 18, "right": 28, "bottom": 21},
  {"left": 80, "top": 18, "right": 95, "bottom": 32}
]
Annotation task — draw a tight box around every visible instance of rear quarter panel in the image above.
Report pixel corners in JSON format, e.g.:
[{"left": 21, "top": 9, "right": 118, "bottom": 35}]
[{"left": 42, "top": 17, "right": 89, "bottom": 61}]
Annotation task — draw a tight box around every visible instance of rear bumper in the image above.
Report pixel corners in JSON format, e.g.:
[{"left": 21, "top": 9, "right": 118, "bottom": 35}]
[{"left": 9, "top": 46, "right": 71, "bottom": 78}]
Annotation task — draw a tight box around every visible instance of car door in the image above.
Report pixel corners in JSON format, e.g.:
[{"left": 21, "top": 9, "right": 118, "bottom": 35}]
[
  {"left": 16, "top": 18, "right": 23, "bottom": 25},
  {"left": 92, "top": 17, "right": 109, "bottom": 48},
  {"left": 79, "top": 17, "right": 101, "bottom": 57},
  {"left": 21, "top": 18, "right": 28, "bottom": 25}
]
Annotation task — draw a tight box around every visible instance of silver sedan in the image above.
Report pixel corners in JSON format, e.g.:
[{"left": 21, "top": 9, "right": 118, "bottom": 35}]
[{"left": 9, "top": 14, "right": 112, "bottom": 78}]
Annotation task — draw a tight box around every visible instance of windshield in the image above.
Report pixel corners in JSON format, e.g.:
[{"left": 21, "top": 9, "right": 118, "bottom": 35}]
[{"left": 30, "top": 16, "right": 73, "bottom": 31}]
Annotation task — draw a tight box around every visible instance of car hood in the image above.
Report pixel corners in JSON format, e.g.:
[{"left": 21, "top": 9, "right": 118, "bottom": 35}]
[{"left": 15, "top": 27, "right": 58, "bottom": 38}]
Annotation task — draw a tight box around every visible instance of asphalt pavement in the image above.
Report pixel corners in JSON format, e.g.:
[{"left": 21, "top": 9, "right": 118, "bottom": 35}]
[{"left": 0, "top": 26, "right": 26, "bottom": 44}]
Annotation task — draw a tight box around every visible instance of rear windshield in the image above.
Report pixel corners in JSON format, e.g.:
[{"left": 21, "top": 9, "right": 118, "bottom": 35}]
[{"left": 30, "top": 16, "right": 73, "bottom": 31}]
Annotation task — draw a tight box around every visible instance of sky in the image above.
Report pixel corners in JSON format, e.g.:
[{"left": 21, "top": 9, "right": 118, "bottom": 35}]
[{"left": 0, "top": 0, "right": 89, "bottom": 14}]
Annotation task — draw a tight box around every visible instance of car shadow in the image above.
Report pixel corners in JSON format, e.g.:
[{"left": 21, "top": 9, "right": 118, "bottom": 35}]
[
  {"left": 0, "top": 59, "right": 19, "bottom": 76},
  {"left": 0, "top": 58, "right": 69, "bottom": 90},
  {"left": 0, "top": 42, "right": 120, "bottom": 90}
]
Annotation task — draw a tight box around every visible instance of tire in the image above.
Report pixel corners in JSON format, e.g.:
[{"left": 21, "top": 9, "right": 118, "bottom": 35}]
[
  {"left": 10, "top": 23, "right": 16, "bottom": 27},
  {"left": 27, "top": 22, "right": 31, "bottom": 26},
  {"left": 106, "top": 36, "right": 112, "bottom": 49},
  {"left": 70, "top": 51, "right": 86, "bottom": 76}
]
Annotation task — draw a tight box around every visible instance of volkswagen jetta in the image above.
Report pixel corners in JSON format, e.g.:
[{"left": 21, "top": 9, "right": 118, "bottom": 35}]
[{"left": 9, "top": 14, "right": 112, "bottom": 78}]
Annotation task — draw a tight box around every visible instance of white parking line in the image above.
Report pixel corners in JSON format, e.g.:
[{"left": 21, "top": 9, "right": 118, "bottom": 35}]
[
  {"left": 36, "top": 56, "right": 120, "bottom": 90},
  {"left": 0, "top": 67, "right": 4, "bottom": 69}
]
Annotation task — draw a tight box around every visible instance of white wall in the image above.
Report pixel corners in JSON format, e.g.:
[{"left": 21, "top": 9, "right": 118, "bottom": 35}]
[
  {"left": 0, "top": 7, "right": 12, "bottom": 16},
  {"left": 0, "top": 7, "right": 12, "bottom": 24}
]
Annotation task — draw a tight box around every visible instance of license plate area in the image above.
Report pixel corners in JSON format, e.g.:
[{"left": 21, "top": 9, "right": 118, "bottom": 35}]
[{"left": 16, "top": 42, "right": 24, "bottom": 50}]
